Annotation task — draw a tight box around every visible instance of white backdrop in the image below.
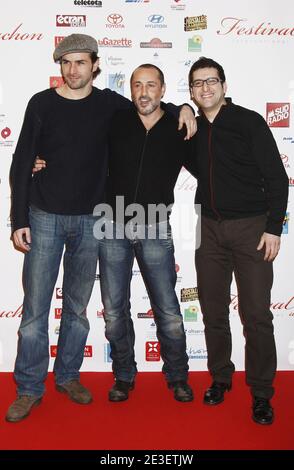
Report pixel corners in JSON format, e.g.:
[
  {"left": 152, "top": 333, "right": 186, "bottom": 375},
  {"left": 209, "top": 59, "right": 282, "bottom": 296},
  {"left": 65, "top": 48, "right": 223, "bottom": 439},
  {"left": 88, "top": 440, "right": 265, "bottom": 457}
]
[{"left": 0, "top": 0, "right": 293, "bottom": 372}]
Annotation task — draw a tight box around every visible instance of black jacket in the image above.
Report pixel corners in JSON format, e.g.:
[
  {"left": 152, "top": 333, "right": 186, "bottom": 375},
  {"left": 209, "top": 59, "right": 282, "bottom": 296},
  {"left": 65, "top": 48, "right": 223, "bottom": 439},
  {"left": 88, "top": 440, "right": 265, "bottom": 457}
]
[
  {"left": 195, "top": 99, "right": 288, "bottom": 235},
  {"left": 106, "top": 107, "right": 195, "bottom": 224}
]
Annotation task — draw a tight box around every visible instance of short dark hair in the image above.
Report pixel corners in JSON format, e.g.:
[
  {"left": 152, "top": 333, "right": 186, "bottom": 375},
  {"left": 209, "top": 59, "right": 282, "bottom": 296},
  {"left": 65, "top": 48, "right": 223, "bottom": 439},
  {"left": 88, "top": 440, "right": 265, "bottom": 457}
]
[
  {"left": 130, "top": 63, "right": 165, "bottom": 86},
  {"left": 90, "top": 52, "right": 101, "bottom": 79},
  {"left": 189, "top": 57, "right": 226, "bottom": 87},
  {"left": 59, "top": 52, "right": 101, "bottom": 79}
]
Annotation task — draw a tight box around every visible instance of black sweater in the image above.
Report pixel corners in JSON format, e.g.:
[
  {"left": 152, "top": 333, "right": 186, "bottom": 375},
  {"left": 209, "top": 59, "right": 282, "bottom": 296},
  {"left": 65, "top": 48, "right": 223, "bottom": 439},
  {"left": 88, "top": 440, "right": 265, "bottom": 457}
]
[
  {"left": 195, "top": 99, "right": 288, "bottom": 235},
  {"left": 106, "top": 108, "right": 195, "bottom": 224},
  {"left": 10, "top": 87, "right": 131, "bottom": 231}
]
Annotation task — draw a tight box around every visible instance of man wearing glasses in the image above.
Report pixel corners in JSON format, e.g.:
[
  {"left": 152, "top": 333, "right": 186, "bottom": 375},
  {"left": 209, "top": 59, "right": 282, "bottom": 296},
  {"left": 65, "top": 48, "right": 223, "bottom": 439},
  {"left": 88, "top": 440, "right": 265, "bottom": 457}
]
[{"left": 188, "top": 57, "right": 288, "bottom": 425}]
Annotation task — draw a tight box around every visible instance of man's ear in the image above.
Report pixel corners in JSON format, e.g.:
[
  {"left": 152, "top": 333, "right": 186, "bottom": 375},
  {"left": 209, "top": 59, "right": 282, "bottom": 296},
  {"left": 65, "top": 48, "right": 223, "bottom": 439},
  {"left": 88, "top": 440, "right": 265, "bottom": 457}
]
[
  {"left": 93, "top": 57, "right": 100, "bottom": 72},
  {"left": 161, "top": 83, "right": 166, "bottom": 98}
]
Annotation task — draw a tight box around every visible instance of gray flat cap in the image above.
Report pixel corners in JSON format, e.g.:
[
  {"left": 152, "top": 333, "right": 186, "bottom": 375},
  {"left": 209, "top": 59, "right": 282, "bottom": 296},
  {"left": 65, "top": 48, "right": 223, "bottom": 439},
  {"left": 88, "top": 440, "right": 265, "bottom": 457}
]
[{"left": 53, "top": 34, "right": 98, "bottom": 62}]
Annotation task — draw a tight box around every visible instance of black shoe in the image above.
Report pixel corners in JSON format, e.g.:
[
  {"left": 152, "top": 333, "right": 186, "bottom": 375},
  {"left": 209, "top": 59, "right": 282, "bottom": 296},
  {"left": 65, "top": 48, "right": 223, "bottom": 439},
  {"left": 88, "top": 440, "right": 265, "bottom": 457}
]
[
  {"left": 252, "top": 397, "right": 274, "bottom": 425},
  {"left": 168, "top": 381, "right": 194, "bottom": 402},
  {"left": 203, "top": 381, "right": 231, "bottom": 405},
  {"left": 109, "top": 380, "right": 135, "bottom": 402}
]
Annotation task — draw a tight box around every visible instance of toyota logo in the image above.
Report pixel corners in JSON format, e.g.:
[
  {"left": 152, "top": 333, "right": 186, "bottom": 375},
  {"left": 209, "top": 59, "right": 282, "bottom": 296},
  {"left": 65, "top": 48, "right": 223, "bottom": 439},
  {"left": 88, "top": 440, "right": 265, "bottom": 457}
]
[
  {"left": 107, "top": 14, "right": 123, "bottom": 25},
  {"left": 148, "top": 14, "right": 164, "bottom": 24}
]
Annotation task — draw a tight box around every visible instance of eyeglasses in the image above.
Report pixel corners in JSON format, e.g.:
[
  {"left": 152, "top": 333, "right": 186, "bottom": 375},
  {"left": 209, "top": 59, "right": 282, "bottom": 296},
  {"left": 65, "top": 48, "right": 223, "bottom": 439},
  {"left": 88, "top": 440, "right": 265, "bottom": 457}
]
[{"left": 191, "top": 77, "right": 222, "bottom": 88}]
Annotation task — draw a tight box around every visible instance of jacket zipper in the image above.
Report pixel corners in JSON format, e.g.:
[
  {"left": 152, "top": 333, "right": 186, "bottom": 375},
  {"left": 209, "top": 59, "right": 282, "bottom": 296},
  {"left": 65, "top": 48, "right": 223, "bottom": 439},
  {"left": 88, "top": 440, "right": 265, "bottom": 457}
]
[
  {"left": 208, "top": 124, "right": 221, "bottom": 220},
  {"left": 133, "top": 130, "right": 149, "bottom": 204}
]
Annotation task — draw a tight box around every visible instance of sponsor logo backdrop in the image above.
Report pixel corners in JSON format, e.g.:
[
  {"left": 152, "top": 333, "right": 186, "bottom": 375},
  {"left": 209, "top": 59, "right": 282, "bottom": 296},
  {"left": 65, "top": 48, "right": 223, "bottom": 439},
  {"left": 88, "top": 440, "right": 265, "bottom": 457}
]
[{"left": 0, "top": 0, "right": 293, "bottom": 372}]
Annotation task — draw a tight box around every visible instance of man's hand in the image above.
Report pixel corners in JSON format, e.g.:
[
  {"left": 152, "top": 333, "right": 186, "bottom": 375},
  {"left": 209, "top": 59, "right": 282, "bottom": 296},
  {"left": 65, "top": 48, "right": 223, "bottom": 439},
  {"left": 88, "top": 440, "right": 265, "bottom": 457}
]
[
  {"left": 13, "top": 227, "right": 31, "bottom": 252},
  {"left": 32, "top": 158, "right": 46, "bottom": 174},
  {"left": 257, "top": 232, "right": 281, "bottom": 261},
  {"left": 178, "top": 105, "right": 197, "bottom": 140}
]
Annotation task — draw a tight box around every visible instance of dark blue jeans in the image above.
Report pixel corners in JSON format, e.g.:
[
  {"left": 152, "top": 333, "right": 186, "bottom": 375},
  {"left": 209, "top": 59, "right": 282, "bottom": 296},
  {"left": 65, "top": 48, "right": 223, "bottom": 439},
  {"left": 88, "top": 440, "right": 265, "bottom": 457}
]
[
  {"left": 14, "top": 206, "right": 99, "bottom": 397},
  {"left": 99, "top": 220, "right": 189, "bottom": 383}
]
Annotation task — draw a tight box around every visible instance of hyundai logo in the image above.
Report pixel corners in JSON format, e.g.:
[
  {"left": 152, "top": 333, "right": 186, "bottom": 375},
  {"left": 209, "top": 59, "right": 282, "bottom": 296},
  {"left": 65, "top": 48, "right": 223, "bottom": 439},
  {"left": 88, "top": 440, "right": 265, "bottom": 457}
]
[{"left": 148, "top": 15, "right": 164, "bottom": 24}]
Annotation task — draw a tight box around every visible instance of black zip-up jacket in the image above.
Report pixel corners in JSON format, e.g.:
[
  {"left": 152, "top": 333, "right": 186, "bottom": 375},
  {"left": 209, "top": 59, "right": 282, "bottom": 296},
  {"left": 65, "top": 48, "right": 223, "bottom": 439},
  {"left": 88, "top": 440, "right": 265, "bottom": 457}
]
[
  {"left": 106, "top": 107, "right": 195, "bottom": 224},
  {"left": 195, "top": 99, "right": 288, "bottom": 235}
]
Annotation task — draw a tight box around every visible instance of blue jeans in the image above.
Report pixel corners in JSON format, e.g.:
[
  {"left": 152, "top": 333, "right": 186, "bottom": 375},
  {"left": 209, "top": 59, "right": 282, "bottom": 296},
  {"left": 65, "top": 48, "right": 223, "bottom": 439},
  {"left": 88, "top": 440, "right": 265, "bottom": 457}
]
[
  {"left": 99, "top": 220, "right": 189, "bottom": 383},
  {"left": 14, "top": 206, "right": 99, "bottom": 397}
]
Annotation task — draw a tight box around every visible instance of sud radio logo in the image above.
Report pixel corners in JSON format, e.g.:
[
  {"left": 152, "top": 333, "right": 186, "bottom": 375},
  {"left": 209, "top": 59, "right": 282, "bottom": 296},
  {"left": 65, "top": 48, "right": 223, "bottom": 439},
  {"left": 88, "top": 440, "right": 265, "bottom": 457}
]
[{"left": 266, "top": 103, "right": 290, "bottom": 127}]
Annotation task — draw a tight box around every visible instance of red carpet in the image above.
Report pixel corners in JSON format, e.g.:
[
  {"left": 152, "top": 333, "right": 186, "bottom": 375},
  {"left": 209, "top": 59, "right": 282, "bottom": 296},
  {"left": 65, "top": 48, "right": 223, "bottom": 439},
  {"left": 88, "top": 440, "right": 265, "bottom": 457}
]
[{"left": 0, "top": 371, "right": 293, "bottom": 450}]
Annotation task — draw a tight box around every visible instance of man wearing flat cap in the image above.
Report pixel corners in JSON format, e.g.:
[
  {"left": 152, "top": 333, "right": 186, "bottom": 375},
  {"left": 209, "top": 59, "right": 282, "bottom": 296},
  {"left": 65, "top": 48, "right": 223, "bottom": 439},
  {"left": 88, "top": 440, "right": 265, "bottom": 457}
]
[{"left": 7, "top": 34, "right": 196, "bottom": 422}]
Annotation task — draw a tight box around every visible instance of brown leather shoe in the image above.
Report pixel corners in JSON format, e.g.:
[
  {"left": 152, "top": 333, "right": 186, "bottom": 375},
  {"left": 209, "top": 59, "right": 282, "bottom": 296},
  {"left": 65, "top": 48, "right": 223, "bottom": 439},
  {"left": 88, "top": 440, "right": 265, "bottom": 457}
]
[
  {"left": 56, "top": 379, "right": 92, "bottom": 404},
  {"left": 109, "top": 380, "right": 135, "bottom": 402},
  {"left": 168, "top": 381, "right": 194, "bottom": 402},
  {"left": 5, "top": 395, "right": 42, "bottom": 423}
]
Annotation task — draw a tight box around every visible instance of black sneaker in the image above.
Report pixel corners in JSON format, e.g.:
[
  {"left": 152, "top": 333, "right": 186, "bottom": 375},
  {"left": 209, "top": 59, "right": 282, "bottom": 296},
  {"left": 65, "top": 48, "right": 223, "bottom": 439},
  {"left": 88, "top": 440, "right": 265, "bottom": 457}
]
[
  {"left": 168, "top": 381, "right": 194, "bottom": 402},
  {"left": 252, "top": 397, "right": 274, "bottom": 425},
  {"left": 109, "top": 380, "right": 135, "bottom": 402}
]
